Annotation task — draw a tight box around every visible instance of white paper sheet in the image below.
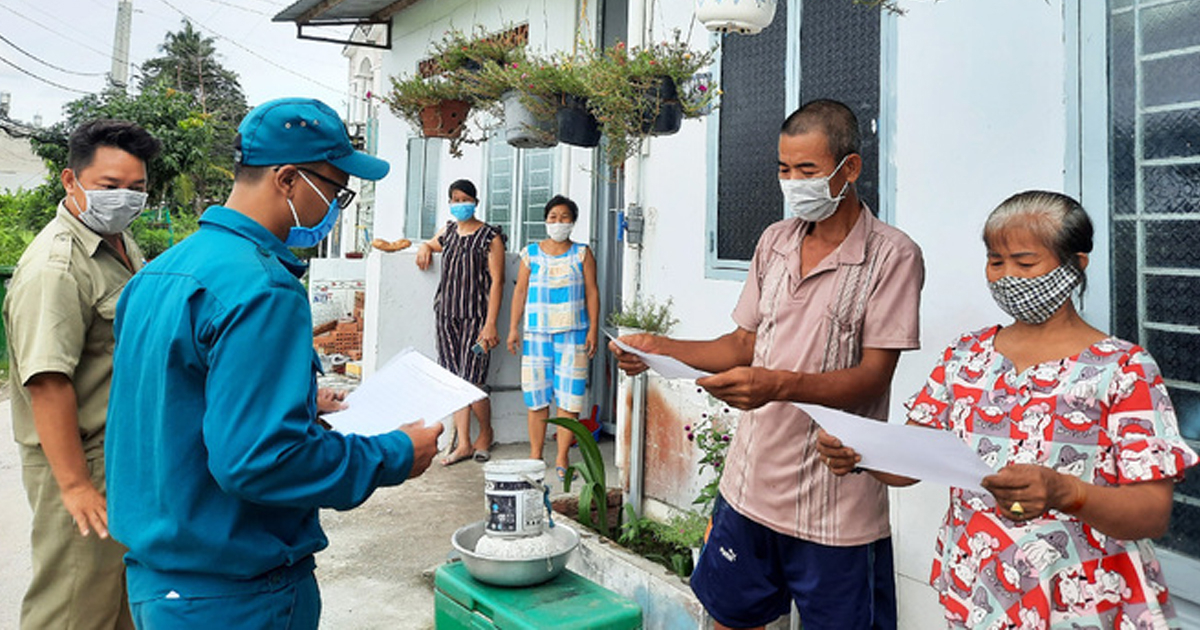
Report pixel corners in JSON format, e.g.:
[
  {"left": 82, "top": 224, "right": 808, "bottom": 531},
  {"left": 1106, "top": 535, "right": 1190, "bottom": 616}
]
[
  {"left": 323, "top": 348, "right": 486, "bottom": 435},
  {"left": 607, "top": 333, "right": 713, "bottom": 380},
  {"left": 795, "top": 403, "right": 995, "bottom": 492}
]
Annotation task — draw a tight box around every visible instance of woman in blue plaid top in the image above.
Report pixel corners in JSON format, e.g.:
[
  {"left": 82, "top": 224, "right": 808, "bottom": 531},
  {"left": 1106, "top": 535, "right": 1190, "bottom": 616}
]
[
  {"left": 506, "top": 195, "right": 599, "bottom": 481},
  {"left": 416, "top": 179, "right": 506, "bottom": 466}
]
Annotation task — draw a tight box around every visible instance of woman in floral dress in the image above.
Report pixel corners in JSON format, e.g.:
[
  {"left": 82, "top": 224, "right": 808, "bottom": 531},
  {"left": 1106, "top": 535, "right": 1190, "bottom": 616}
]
[{"left": 819, "top": 190, "right": 1197, "bottom": 629}]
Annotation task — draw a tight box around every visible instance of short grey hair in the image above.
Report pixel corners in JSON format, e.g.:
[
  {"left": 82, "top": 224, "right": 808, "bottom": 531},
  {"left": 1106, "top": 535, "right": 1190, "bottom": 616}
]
[{"left": 982, "top": 190, "right": 1094, "bottom": 294}]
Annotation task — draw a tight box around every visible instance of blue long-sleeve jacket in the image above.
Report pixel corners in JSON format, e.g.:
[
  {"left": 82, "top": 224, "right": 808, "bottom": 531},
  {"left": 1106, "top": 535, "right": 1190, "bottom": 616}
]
[{"left": 106, "top": 206, "right": 412, "bottom": 599}]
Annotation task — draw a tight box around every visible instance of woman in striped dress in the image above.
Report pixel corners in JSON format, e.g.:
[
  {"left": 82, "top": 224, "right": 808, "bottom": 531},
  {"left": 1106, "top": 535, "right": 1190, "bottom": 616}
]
[{"left": 416, "top": 179, "right": 506, "bottom": 466}]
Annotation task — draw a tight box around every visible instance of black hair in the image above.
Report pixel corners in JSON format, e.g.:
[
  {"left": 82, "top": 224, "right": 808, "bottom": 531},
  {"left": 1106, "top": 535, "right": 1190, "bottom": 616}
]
[
  {"left": 543, "top": 194, "right": 578, "bottom": 222},
  {"left": 779, "top": 99, "right": 861, "bottom": 163},
  {"left": 983, "top": 190, "right": 1094, "bottom": 294},
  {"left": 67, "top": 119, "right": 161, "bottom": 173},
  {"left": 448, "top": 179, "right": 478, "bottom": 202}
]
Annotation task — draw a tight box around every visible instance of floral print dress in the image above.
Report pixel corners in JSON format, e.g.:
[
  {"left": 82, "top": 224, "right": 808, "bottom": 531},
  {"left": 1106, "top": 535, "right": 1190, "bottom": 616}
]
[{"left": 906, "top": 326, "right": 1198, "bottom": 629}]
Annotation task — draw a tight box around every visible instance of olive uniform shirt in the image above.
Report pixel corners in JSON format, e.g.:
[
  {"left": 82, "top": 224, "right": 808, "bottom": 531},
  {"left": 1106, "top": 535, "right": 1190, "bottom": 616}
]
[{"left": 4, "top": 201, "right": 143, "bottom": 461}]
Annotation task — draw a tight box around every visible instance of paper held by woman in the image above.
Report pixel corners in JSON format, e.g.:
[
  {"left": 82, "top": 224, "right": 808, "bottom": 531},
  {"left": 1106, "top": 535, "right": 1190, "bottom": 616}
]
[{"left": 797, "top": 403, "right": 994, "bottom": 491}]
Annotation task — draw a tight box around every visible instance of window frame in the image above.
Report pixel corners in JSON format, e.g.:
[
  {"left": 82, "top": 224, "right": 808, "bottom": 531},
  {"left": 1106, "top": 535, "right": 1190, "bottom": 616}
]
[
  {"left": 404, "top": 136, "right": 443, "bottom": 243},
  {"left": 1086, "top": 0, "right": 1200, "bottom": 618},
  {"left": 482, "top": 134, "right": 559, "bottom": 251},
  {"left": 704, "top": 0, "right": 892, "bottom": 278}
]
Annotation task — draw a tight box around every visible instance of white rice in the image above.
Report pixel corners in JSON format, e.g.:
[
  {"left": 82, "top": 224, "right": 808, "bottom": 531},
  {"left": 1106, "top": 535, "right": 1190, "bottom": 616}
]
[{"left": 474, "top": 531, "right": 560, "bottom": 560}]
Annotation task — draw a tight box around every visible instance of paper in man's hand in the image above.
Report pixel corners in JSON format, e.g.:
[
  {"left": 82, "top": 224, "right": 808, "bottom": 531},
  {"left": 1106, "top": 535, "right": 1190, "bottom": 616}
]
[
  {"left": 323, "top": 348, "right": 486, "bottom": 435},
  {"left": 607, "top": 332, "right": 712, "bottom": 380}
]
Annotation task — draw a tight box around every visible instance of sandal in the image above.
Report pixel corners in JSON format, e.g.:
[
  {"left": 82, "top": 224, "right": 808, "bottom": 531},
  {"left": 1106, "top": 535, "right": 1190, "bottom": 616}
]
[{"left": 441, "top": 450, "right": 474, "bottom": 467}]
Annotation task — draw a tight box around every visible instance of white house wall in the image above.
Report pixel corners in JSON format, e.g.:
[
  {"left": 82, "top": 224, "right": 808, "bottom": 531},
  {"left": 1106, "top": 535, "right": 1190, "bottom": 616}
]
[
  {"left": 364, "top": 1, "right": 605, "bottom": 449},
  {"left": 374, "top": 0, "right": 599, "bottom": 243},
  {"left": 888, "top": 1, "right": 1070, "bottom": 627}
]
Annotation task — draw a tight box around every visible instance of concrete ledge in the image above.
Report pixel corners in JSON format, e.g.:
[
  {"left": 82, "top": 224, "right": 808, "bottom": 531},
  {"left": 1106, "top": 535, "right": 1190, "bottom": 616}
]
[{"left": 552, "top": 510, "right": 710, "bottom": 630}]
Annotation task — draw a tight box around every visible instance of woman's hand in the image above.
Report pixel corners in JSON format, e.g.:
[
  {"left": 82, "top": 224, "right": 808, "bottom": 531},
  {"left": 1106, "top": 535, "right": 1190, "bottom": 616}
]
[
  {"left": 477, "top": 322, "right": 500, "bottom": 352},
  {"left": 506, "top": 328, "right": 521, "bottom": 355},
  {"left": 816, "top": 429, "right": 862, "bottom": 476},
  {"left": 982, "top": 464, "right": 1072, "bottom": 522},
  {"left": 415, "top": 243, "right": 433, "bottom": 270},
  {"left": 585, "top": 327, "right": 599, "bottom": 359}
]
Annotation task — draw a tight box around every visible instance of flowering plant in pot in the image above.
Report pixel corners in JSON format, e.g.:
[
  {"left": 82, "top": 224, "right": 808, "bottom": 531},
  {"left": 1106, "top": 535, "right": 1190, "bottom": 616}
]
[
  {"left": 586, "top": 35, "right": 717, "bottom": 166},
  {"left": 429, "top": 25, "right": 526, "bottom": 74},
  {"left": 514, "top": 54, "right": 600, "bottom": 148},
  {"left": 464, "top": 53, "right": 559, "bottom": 149},
  {"left": 384, "top": 74, "right": 476, "bottom": 151}
]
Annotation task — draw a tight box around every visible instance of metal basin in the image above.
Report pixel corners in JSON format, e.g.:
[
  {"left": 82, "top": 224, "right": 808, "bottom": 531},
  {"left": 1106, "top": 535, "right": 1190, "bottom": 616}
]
[{"left": 451, "top": 520, "right": 579, "bottom": 587}]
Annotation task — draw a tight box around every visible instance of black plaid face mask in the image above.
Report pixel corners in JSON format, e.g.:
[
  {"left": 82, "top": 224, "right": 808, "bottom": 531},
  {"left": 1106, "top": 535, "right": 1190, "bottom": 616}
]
[{"left": 988, "top": 266, "right": 1082, "bottom": 324}]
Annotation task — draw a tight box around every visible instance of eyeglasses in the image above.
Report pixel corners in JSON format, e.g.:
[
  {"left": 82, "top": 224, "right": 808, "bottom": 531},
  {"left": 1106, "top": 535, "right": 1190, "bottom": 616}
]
[{"left": 296, "top": 167, "right": 356, "bottom": 209}]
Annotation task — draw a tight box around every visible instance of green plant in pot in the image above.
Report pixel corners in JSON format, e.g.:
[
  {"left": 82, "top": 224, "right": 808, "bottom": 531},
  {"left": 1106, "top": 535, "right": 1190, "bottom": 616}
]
[
  {"left": 584, "top": 43, "right": 655, "bottom": 167},
  {"left": 546, "top": 416, "right": 611, "bottom": 537},
  {"left": 606, "top": 295, "right": 679, "bottom": 335},
  {"left": 639, "top": 30, "right": 719, "bottom": 124},
  {"left": 385, "top": 74, "right": 473, "bottom": 140},
  {"left": 518, "top": 54, "right": 600, "bottom": 148},
  {"left": 467, "top": 53, "right": 558, "bottom": 149},
  {"left": 430, "top": 25, "right": 525, "bottom": 74}
]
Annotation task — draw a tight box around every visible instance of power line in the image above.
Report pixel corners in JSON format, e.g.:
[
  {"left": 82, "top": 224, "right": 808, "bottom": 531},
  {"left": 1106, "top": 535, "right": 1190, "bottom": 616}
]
[
  {"left": 0, "top": 33, "right": 108, "bottom": 77},
  {"left": 197, "top": 0, "right": 273, "bottom": 18},
  {"left": 0, "top": 53, "right": 93, "bottom": 94},
  {"left": 0, "top": 4, "right": 117, "bottom": 64},
  {"left": 156, "top": 0, "right": 344, "bottom": 96}
]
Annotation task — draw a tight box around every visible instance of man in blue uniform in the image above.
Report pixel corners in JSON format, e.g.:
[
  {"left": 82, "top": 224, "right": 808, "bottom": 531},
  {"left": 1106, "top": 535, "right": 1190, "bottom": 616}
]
[{"left": 105, "top": 97, "right": 442, "bottom": 628}]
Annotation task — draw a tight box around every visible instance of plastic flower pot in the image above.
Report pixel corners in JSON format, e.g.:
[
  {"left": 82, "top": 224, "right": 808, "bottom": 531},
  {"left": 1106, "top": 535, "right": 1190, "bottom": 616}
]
[
  {"left": 555, "top": 94, "right": 601, "bottom": 148},
  {"left": 503, "top": 91, "right": 557, "bottom": 149},
  {"left": 695, "top": 0, "right": 778, "bottom": 35},
  {"left": 419, "top": 100, "right": 471, "bottom": 139},
  {"left": 639, "top": 77, "right": 683, "bottom": 136}
]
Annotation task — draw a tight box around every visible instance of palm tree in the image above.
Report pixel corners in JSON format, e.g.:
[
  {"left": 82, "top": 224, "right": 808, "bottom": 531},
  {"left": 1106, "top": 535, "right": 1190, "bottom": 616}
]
[{"left": 138, "top": 20, "right": 247, "bottom": 127}]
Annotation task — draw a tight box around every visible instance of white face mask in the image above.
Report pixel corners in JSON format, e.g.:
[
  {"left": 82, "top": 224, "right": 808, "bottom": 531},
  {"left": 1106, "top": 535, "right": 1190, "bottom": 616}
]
[
  {"left": 545, "top": 221, "right": 574, "bottom": 242},
  {"left": 71, "top": 185, "right": 148, "bottom": 235},
  {"left": 779, "top": 155, "right": 850, "bottom": 222}
]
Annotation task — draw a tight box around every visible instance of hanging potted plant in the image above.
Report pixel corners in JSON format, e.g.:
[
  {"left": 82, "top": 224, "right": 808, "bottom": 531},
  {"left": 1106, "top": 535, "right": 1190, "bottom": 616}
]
[
  {"left": 584, "top": 44, "right": 652, "bottom": 166},
  {"left": 518, "top": 56, "right": 601, "bottom": 149},
  {"left": 626, "top": 32, "right": 718, "bottom": 137},
  {"left": 467, "top": 53, "right": 558, "bottom": 149},
  {"left": 429, "top": 25, "right": 527, "bottom": 74},
  {"left": 385, "top": 74, "right": 473, "bottom": 140},
  {"left": 695, "top": 0, "right": 778, "bottom": 35}
]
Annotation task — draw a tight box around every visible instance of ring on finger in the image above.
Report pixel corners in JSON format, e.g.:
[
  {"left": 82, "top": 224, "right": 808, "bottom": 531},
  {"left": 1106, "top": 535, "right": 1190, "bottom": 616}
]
[{"left": 1010, "top": 501, "right": 1026, "bottom": 518}]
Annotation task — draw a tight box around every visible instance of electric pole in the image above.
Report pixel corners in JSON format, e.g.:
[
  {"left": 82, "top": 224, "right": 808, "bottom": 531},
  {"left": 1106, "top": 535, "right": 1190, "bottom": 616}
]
[{"left": 110, "top": 0, "right": 133, "bottom": 90}]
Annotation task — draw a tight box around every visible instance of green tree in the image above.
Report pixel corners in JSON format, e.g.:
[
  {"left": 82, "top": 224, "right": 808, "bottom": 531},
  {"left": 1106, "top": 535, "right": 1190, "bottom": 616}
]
[
  {"left": 30, "top": 83, "right": 226, "bottom": 214},
  {"left": 138, "top": 20, "right": 248, "bottom": 130}
]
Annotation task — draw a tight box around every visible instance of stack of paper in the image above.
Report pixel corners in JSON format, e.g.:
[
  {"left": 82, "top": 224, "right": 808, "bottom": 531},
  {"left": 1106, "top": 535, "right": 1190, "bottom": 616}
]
[{"left": 323, "top": 348, "right": 486, "bottom": 435}]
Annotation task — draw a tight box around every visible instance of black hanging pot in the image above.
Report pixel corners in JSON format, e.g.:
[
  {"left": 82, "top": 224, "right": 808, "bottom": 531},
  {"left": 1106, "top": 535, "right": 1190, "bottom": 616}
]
[
  {"left": 639, "top": 76, "right": 682, "bottom": 136},
  {"left": 556, "top": 94, "right": 601, "bottom": 148}
]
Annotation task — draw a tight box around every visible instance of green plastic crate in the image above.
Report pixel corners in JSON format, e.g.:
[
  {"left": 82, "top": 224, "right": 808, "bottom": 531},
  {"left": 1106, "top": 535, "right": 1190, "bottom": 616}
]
[{"left": 434, "top": 562, "right": 642, "bottom": 629}]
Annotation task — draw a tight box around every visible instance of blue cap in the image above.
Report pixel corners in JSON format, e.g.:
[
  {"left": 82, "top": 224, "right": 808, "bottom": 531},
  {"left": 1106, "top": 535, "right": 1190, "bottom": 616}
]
[{"left": 236, "top": 97, "right": 389, "bottom": 181}]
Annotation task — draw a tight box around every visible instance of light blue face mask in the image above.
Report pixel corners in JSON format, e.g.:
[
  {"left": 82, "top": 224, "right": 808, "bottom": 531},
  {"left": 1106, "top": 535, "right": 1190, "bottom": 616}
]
[
  {"left": 285, "top": 171, "right": 340, "bottom": 248},
  {"left": 449, "top": 202, "right": 476, "bottom": 222}
]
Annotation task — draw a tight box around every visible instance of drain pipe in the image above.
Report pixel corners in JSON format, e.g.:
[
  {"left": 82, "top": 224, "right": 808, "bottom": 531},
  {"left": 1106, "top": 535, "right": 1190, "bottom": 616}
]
[{"left": 621, "top": 0, "right": 650, "bottom": 520}]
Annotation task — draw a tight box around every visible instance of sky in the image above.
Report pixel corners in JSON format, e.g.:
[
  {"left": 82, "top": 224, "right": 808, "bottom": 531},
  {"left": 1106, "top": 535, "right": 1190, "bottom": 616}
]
[{"left": 0, "top": 0, "right": 354, "bottom": 126}]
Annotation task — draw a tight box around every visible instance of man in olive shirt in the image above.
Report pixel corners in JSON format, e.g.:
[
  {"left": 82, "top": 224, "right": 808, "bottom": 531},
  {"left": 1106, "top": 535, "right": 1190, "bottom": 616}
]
[{"left": 3, "top": 120, "right": 159, "bottom": 630}]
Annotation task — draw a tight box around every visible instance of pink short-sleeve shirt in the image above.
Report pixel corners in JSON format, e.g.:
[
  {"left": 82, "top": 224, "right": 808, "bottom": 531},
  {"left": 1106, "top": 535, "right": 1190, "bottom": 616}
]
[{"left": 719, "top": 205, "right": 924, "bottom": 545}]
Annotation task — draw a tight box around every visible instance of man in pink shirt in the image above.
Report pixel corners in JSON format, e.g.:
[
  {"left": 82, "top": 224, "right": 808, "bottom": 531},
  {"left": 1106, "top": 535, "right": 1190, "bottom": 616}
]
[{"left": 612, "top": 99, "right": 924, "bottom": 630}]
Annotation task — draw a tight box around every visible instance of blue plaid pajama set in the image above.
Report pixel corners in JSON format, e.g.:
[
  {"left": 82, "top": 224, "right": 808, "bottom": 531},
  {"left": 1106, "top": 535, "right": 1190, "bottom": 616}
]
[{"left": 520, "top": 242, "right": 590, "bottom": 413}]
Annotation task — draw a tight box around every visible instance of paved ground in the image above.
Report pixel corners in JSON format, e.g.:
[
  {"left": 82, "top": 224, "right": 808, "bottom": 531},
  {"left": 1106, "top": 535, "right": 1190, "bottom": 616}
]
[{"left": 0, "top": 387, "right": 617, "bottom": 629}]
